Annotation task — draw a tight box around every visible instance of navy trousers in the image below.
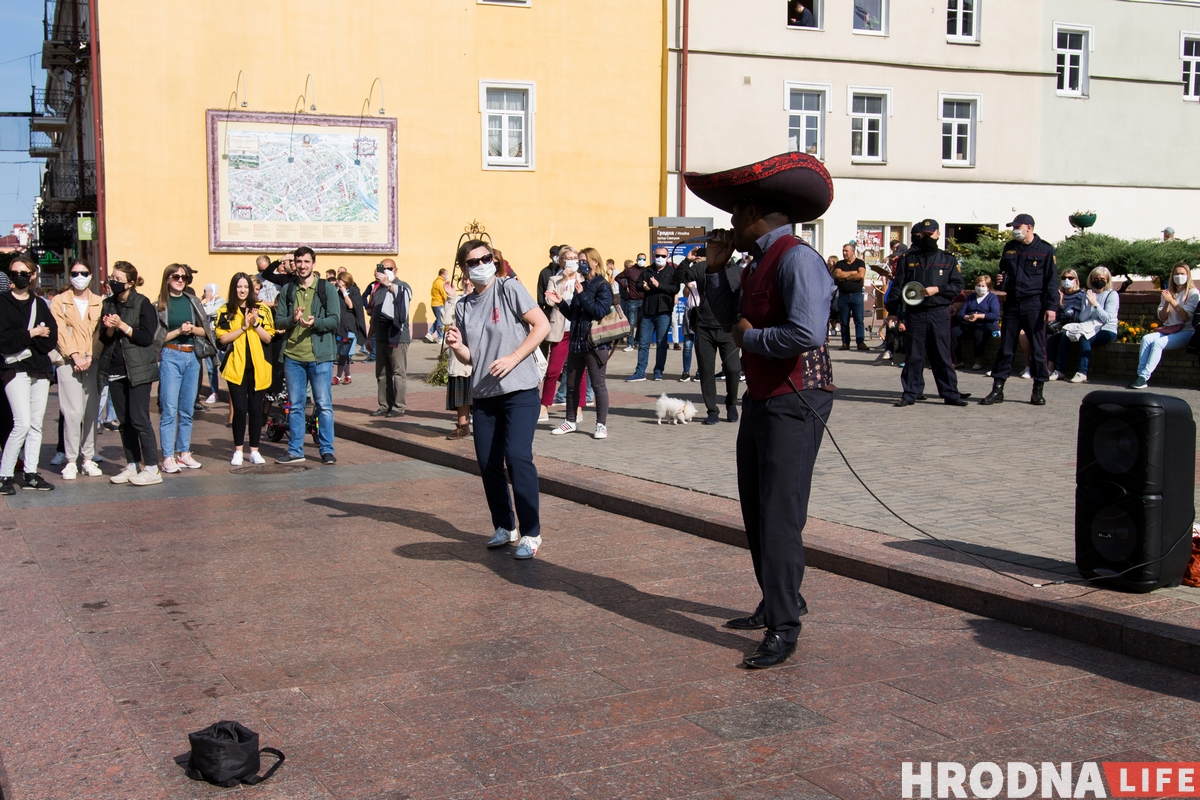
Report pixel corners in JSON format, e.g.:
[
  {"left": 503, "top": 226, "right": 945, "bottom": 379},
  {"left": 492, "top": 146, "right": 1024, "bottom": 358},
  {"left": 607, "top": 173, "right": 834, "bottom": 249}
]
[
  {"left": 992, "top": 302, "right": 1050, "bottom": 382},
  {"left": 901, "top": 308, "right": 961, "bottom": 401},
  {"left": 736, "top": 388, "right": 832, "bottom": 643},
  {"left": 471, "top": 387, "right": 541, "bottom": 539}
]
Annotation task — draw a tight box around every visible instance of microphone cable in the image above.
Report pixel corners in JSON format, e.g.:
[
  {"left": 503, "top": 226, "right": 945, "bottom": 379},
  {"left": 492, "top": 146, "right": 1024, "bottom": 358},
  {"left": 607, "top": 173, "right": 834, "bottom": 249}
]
[{"left": 787, "top": 377, "right": 1195, "bottom": 590}]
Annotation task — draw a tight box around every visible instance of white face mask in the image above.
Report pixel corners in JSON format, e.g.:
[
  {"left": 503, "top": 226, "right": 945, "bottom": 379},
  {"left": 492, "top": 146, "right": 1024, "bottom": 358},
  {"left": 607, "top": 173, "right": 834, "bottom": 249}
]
[
  {"left": 384, "top": 269, "right": 395, "bottom": 282},
  {"left": 1061, "top": 278, "right": 1075, "bottom": 290},
  {"left": 653, "top": 256, "right": 667, "bottom": 267},
  {"left": 636, "top": 258, "right": 647, "bottom": 267},
  {"left": 1174, "top": 273, "right": 1189, "bottom": 286},
  {"left": 975, "top": 285, "right": 987, "bottom": 297},
  {"left": 70, "top": 274, "right": 91, "bottom": 291},
  {"left": 469, "top": 263, "right": 496, "bottom": 284},
  {"left": 552, "top": 255, "right": 560, "bottom": 265},
  {"left": 563, "top": 259, "right": 579, "bottom": 273}
]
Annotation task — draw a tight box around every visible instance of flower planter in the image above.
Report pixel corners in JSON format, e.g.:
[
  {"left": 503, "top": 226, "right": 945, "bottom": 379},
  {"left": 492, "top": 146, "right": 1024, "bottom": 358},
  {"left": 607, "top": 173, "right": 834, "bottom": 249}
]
[{"left": 1069, "top": 213, "right": 1097, "bottom": 229}]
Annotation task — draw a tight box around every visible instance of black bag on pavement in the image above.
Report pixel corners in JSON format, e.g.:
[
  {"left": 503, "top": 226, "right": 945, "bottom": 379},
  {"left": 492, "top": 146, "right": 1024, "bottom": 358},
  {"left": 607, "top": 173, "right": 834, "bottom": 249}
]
[{"left": 183, "top": 720, "right": 284, "bottom": 787}]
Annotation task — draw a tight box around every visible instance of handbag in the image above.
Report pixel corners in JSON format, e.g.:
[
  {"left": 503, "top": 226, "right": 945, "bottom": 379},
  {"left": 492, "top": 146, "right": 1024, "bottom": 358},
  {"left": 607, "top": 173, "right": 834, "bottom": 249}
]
[
  {"left": 3, "top": 298, "right": 40, "bottom": 365},
  {"left": 589, "top": 304, "right": 631, "bottom": 347},
  {"left": 1158, "top": 323, "right": 1185, "bottom": 336},
  {"left": 183, "top": 720, "right": 284, "bottom": 787}
]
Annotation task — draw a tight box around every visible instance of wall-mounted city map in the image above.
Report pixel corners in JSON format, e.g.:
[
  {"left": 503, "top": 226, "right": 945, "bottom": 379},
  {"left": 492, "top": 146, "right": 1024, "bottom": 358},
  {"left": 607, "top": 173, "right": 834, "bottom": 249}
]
[{"left": 206, "top": 110, "right": 397, "bottom": 253}]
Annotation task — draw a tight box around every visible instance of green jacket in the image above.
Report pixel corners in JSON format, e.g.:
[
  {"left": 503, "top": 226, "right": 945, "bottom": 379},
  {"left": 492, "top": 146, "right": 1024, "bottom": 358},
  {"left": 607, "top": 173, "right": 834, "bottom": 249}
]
[
  {"left": 274, "top": 278, "right": 341, "bottom": 363},
  {"left": 98, "top": 289, "right": 165, "bottom": 387}
]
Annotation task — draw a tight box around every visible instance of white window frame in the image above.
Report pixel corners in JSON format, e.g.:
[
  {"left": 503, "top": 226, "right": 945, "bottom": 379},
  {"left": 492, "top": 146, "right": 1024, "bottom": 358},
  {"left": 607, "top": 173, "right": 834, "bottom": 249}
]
[
  {"left": 784, "top": 81, "right": 831, "bottom": 161},
  {"left": 847, "top": 86, "right": 892, "bottom": 164},
  {"left": 786, "top": 0, "right": 823, "bottom": 31},
  {"left": 478, "top": 80, "right": 536, "bottom": 171},
  {"left": 1053, "top": 23, "right": 1094, "bottom": 98},
  {"left": 852, "top": 0, "right": 888, "bottom": 36},
  {"left": 1182, "top": 32, "right": 1200, "bottom": 101},
  {"left": 946, "top": 0, "right": 980, "bottom": 44},
  {"left": 938, "top": 92, "right": 981, "bottom": 168},
  {"left": 796, "top": 221, "right": 822, "bottom": 254}
]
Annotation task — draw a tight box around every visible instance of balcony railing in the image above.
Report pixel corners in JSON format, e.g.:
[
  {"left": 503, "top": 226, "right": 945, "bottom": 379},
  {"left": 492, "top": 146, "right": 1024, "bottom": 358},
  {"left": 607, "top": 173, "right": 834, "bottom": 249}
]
[
  {"left": 33, "top": 88, "right": 73, "bottom": 118},
  {"left": 42, "top": 0, "right": 89, "bottom": 70},
  {"left": 43, "top": 160, "right": 95, "bottom": 202}
]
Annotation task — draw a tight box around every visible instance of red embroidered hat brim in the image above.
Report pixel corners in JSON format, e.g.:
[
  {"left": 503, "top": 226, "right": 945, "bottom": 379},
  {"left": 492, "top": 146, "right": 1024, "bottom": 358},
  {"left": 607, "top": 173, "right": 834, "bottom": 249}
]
[{"left": 683, "top": 152, "right": 834, "bottom": 224}]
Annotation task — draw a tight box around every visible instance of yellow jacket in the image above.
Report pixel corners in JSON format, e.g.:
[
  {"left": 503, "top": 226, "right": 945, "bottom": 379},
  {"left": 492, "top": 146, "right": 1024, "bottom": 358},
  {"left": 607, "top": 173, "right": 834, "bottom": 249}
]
[
  {"left": 431, "top": 276, "right": 447, "bottom": 306},
  {"left": 50, "top": 290, "right": 103, "bottom": 360},
  {"left": 214, "top": 302, "right": 275, "bottom": 390}
]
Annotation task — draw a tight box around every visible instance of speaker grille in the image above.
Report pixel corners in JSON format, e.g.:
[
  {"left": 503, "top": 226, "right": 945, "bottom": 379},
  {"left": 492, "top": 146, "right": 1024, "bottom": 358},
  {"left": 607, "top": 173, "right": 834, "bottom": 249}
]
[
  {"left": 1093, "top": 418, "right": 1139, "bottom": 475},
  {"left": 1091, "top": 505, "right": 1139, "bottom": 562}
]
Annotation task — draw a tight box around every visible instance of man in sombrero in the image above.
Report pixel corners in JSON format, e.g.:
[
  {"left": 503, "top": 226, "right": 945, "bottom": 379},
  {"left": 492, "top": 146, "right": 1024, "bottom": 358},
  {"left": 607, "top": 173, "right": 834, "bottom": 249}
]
[{"left": 690, "top": 152, "right": 836, "bottom": 669}]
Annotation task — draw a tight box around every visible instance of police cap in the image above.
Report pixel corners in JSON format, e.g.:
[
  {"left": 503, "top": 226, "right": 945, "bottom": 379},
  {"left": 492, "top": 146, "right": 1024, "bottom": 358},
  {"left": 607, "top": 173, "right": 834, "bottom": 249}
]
[
  {"left": 911, "top": 219, "right": 939, "bottom": 235},
  {"left": 1007, "top": 213, "right": 1036, "bottom": 228}
]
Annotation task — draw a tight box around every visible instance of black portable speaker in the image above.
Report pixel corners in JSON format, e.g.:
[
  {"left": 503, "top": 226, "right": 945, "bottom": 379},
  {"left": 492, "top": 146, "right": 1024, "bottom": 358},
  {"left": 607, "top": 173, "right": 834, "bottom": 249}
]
[{"left": 1075, "top": 390, "right": 1196, "bottom": 592}]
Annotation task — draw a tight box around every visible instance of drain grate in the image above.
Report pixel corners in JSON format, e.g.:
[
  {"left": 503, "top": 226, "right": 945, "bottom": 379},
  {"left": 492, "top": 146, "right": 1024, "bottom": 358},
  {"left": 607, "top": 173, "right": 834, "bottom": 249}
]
[{"left": 229, "top": 465, "right": 312, "bottom": 475}]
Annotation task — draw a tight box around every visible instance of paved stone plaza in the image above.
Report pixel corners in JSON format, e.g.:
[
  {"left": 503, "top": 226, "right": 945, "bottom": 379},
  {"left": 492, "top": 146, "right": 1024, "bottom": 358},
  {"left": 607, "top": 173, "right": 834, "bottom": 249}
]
[{"left": 2, "top": 341, "right": 1200, "bottom": 798}]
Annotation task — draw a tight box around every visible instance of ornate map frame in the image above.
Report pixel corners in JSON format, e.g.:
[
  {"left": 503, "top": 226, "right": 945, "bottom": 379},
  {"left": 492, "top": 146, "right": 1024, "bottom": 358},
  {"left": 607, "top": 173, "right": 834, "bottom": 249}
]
[{"left": 206, "top": 110, "right": 398, "bottom": 253}]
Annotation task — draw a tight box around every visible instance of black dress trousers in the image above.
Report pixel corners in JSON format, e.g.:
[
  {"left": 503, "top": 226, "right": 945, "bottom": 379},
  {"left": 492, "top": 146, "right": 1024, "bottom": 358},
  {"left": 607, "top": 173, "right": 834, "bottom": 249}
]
[
  {"left": 900, "top": 308, "right": 961, "bottom": 401},
  {"left": 991, "top": 301, "right": 1050, "bottom": 382}
]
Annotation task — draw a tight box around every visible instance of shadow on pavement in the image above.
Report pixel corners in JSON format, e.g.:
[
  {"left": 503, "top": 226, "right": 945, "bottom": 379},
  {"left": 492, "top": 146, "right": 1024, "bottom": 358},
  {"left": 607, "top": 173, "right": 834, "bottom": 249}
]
[
  {"left": 881, "top": 537, "right": 1079, "bottom": 576},
  {"left": 829, "top": 387, "right": 905, "bottom": 405},
  {"left": 305, "top": 497, "right": 756, "bottom": 655}
]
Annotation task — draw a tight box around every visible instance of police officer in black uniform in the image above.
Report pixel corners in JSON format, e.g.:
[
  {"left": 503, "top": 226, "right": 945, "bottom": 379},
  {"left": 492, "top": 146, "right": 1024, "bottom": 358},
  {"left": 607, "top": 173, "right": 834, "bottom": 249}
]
[
  {"left": 980, "top": 214, "right": 1057, "bottom": 406},
  {"left": 884, "top": 219, "right": 968, "bottom": 407}
]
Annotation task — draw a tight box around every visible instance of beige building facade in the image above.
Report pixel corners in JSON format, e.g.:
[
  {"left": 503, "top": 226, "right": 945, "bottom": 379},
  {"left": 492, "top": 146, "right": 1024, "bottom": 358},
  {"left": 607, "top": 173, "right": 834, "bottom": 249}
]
[{"left": 667, "top": 0, "right": 1200, "bottom": 264}]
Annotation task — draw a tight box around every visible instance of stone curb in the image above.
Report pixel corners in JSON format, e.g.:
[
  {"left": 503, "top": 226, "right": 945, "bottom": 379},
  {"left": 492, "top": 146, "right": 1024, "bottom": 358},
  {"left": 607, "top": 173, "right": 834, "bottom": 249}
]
[{"left": 335, "top": 412, "right": 1200, "bottom": 676}]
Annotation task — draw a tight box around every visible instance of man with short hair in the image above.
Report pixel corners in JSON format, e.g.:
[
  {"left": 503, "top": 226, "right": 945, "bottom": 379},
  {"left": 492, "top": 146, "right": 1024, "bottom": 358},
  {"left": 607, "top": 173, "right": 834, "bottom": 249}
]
[
  {"left": 274, "top": 246, "right": 341, "bottom": 464},
  {"left": 627, "top": 246, "right": 679, "bottom": 381},
  {"left": 616, "top": 257, "right": 646, "bottom": 352},
  {"left": 426, "top": 268, "right": 448, "bottom": 343},
  {"left": 254, "top": 254, "right": 279, "bottom": 305},
  {"left": 833, "top": 243, "right": 868, "bottom": 351},
  {"left": 370, "top": 259, "right": 411, "bottom": 417},
  {"left": 1164, "top": 227, "right": 1176, "bottom": 241}
]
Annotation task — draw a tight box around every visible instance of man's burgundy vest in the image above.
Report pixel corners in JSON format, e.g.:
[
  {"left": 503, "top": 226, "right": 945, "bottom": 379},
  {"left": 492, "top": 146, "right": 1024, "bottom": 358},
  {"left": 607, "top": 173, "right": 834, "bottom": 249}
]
[{"left": 739, "top": 234, "right": 833, "bottom": 401}]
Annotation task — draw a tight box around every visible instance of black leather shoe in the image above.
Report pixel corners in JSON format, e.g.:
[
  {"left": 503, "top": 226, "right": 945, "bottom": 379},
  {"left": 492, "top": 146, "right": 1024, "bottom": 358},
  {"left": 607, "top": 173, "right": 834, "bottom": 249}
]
[
  {"left": 725, "top": 595, "right": 808, "bottom": 630},
  {"left": 726, "top": 405, "right": 739, "bottom": 423},
  {"left": 916, "top": 394, "right": 928, "bottom": 401},
  {"left": 959, "top": 392, "right": 972, "bottom": 399},
  {"left": 369, "top": 408, "right": 389, "bottom": 417},
  {"left": 743, "top": 632, "right": 798, "bottom": 669},
  {"left": 1030, "top": 382, "right": 1046, "bottom": 406},
  {"left": 979, "top": 378, "right": 1005, "bottom": 405},
  {"left": 893, "top": 398, "right": 914, "bottom": 407},
  {"left": 944, "top": 397, "right": 969, "bottom": 406}
]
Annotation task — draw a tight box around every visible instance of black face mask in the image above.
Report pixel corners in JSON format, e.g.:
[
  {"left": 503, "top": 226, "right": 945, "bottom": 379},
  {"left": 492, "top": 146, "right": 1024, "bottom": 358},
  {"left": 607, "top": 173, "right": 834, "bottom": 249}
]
[
  {"left": 10, "top": 273, "right": 31, "bottom": 290},
  {"left": 915, "top": 235, "right": 939, "bottom": 252},
  {"left": 108, "top": 279, "right": 128, "bottom": 296},
  {"left": 578, "top": 262, "right": 592, "bottom": 277},
  {"left": 1091, "top": 280, "right": 1106, "bottom": 290}
]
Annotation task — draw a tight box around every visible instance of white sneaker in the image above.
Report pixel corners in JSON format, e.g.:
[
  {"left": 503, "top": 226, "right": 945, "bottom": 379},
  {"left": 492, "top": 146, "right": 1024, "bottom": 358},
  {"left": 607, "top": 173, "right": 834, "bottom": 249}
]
[
  {"left": 1019, "top": 369, "right": 1031, "bottom": 379},
  {"left": 514, "top": 535, "right": 542, "bottom": 560},
  {"left": 230, "top": 451, "right": 244, "bottom": 467},
  {"left": 248, "top": 451, "right": 266, "bottom": 465},
  {"left": 161, "top": 457, "right": 181, "bottom": 474},
  {"left": 204, "top": 393, "right": 218, "bottom": 405},
  {"left": 80, "top": 460, "right": 103, "bottom": 477},
  {"left": 177, "top": 453, "right": 202, "bottom": 469},
  {"left": 50, "top": 452, "right": 66, "bottom": 467},
  {"left": 61, "top": 463, "right": 78, "bottom": 480},
  {"left": 1047, "top": 370, "right": 1062, "bottom": 381},
  {"left": 593, "top": 423, "right": 608, "bottom": 440},
  {"left": 129, "top": 467, "right": 163, "bottom": 486},
  {"left": 538, "top": 408, "right": 550, "bottom": 423},
  {"left": 623, "top": 345, "right": 634, "bottom": 352},
  {"left": 110, "top": 464, "right": 138, "bottom": 484},
  {"left": 551, "top": 420, "right": 577, "bottom": 435},
  {"left": 486, "top": 527, "right": 519, "bottom": 549},
  {"left": 1069, "top": 372, "right": 1088, "bottom": 383}
]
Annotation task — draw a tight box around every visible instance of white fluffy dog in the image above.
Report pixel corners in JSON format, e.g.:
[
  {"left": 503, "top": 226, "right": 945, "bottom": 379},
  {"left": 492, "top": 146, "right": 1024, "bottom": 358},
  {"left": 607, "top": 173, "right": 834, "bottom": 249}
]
[{"left": 655, "top": 393, "right": 697, "bottom": 425}]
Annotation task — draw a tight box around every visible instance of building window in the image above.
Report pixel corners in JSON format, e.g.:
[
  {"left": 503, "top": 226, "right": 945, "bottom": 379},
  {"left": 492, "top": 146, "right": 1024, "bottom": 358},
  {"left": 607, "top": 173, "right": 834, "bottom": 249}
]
[
  {"left": 788, "top": 90, "right": 823, "bottom": 158},
  {"left": 787, "top": 0, "right": 820, "bottom": 29},
  {"left": 946, "top": 0, "right": 977, "bottom": 41},
  {"left": 940, "top": 99, "right": 975, "bottom": 166},
  {"left": 479, "top": 82, "right": 535, "bottom": 169},
  {"left": 1055, "top": 28, "right": 1089, "bottom": 96},
  {"left": 797, "top": 222, "right": 821, "bottom": 254},
  {"left": 850, "top": 94, "right": 886, "bottom": 162},
  {"left": 1183, "top": 36, "right": 1200, "bottom": 99},
  {"left": 853, "top": 0, "right": 886, "bottom": 34}
]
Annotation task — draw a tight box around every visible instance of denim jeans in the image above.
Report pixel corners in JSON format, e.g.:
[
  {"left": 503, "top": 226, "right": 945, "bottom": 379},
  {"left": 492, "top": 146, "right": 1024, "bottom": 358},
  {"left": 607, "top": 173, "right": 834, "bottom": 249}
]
[
  {"left": 431, "top": 305, "right": 444, "bottom": 336},
  {"left": 622, "top": 299, "right": 642, "bottom": 344},
  {"left": 159, "top": 347, "right": 201, "bottom": 459},
  {"left": 554, "top": 371, "right": 594, "bottom": 404},
  {"left": 204, "top": 355, "right": 220, "bottom": 395},
  {"left": 1059, "top": 329, "right": 1117, "bottom": 376},
  {"left": 634, "top": 313, "right": 671, "bottom": 377},
  {"left": 837, "top": 293, "right": 865, "bottom": 345},
  {"left": 472, "top": 387, "right": 541, "bottom": 539},
  {"left": 1137, "top": 329, "right": 1194, "bottom": 380},
  {"left": 284, "top": 357, "right": 335, "bottom": 457},
  {"left": 682, "top": 334, "right": 695, "bottom": 374}
]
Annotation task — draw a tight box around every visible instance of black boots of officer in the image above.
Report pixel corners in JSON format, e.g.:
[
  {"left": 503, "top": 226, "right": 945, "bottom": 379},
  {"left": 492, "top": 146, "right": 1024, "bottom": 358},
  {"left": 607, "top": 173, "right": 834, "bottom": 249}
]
[
  {"left": 980, "top": 378, "right": 1005, "bottom": 405},
  {"left": 1031, "top": 381, "right": 1046, "bottom": 406}
]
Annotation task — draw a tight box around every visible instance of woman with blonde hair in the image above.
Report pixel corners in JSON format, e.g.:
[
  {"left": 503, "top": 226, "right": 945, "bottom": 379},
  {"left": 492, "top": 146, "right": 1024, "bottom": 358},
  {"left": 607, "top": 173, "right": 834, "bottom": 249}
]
[
  {"left": 1058, "top": 265, "right": 1119, "bottom": 383},
  {"left": 548, "top": 247, "right": 614, "bottom": 439},
  {"left": 539, "top": 246, "right": 588, "bottom": 423},
  {"left": 1129, "top": 263, "right": 1199, "bottom": 389}
]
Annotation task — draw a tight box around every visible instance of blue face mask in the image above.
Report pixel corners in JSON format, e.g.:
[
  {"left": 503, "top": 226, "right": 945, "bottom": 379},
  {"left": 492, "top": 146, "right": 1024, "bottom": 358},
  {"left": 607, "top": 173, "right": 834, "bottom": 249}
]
[{"left": 578, "top": 262, "right": 592, "bottom": 277}]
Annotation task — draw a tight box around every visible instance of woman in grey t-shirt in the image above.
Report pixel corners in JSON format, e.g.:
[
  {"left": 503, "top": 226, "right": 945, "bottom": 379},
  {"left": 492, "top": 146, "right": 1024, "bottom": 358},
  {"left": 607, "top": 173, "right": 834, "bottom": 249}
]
[{"left": 446, "top": 240, "right": 550, "bottom": 560}]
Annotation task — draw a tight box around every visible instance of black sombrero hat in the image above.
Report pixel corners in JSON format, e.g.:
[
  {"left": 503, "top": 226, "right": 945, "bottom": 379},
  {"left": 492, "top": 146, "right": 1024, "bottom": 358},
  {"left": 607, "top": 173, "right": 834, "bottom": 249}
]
[{"left": 683, "top": 152, "right": 833, "bottom": 224}]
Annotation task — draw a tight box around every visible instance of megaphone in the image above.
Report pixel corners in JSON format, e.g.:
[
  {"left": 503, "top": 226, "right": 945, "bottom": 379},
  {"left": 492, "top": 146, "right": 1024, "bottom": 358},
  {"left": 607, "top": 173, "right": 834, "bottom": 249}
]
[{"left": 901, "top": 281, "right": 926, "bottom": 306}]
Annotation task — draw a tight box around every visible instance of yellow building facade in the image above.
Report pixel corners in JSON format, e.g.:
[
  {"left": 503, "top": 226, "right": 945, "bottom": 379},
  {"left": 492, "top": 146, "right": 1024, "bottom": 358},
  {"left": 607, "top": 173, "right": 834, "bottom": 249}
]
[{"left": 95, "top": 0, "right": 663, "bottom": 327}]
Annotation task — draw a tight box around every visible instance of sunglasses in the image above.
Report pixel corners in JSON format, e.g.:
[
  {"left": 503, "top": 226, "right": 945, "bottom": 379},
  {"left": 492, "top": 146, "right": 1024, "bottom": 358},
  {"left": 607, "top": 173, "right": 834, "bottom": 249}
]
[
  {"left": 170, "top": 273, "right": 188, "bottom": 281},
  {"left": 9, "top": 271, "right": 31, "bottom": 278},
  {"left": 465, "top": 254, "right": 495, "bottom": 268},
  {"left": 70, "top": 271, "right": 90, "bottom": 278}
]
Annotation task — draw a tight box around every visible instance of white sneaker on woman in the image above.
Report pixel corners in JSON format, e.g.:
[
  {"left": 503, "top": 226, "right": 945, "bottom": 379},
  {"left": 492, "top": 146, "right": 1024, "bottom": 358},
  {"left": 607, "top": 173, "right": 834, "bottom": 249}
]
[
  {"left": 593, "top": 423, "right": 608, "bottom": 439},
  {"left": 551, "top": 420, "right": 577, "bottom": 435},
  {"left": 1047, "top": 370, "right": 1062, "bottom": 381},
  {"left": 1069, "top": 372, "right": 1088, "bottom": 383},
  {"left": 230, "top": 451, "right": 244, "bottom": 467},
  {"left": 61, "top": 463, "right": 78, "bottom": 480},
  {"left": 1019, "top": 368, "right": 1031, "bottom": 379},
  {"left": 129, "top": 467, "right": 163, "bottom": 486},
  {"left": 249, "top": 451, "right": 266, "bottom": 465},
  {"left": 161, "top": 457, "right": 181, "bottom": 474},
  {"left": 80, "top": 460, "right": 103, "bottom": 477},
  {"left": 110, "top": 464, "right": 138, "bottom": 484}
]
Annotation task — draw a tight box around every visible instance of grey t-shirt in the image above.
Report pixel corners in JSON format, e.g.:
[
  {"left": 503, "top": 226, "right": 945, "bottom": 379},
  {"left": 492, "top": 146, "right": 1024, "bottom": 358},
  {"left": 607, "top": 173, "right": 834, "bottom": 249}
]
[{"left": 455, "top": 278, "right": 540, "bottom": 399}]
